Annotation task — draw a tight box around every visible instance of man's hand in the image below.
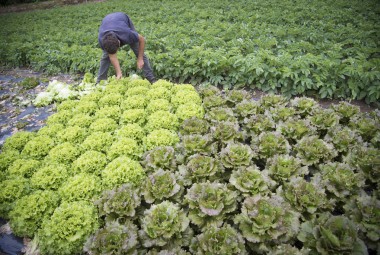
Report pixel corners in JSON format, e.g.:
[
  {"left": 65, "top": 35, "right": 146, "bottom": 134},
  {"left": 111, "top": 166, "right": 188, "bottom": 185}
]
[
  {"left": 109, "top": 53, "right": 122, "bottom": 79},
  {"left": 137, "top": 58, "right": 144, "bottom": 69}
]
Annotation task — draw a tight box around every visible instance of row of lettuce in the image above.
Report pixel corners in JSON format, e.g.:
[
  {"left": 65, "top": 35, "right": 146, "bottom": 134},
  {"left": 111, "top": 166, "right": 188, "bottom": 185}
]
[
  {"left": 0, "top": 0, "right": 379, "bottom": 103},
  {"left": 0, "top": 77, "right": 379, "bottom": 254}
]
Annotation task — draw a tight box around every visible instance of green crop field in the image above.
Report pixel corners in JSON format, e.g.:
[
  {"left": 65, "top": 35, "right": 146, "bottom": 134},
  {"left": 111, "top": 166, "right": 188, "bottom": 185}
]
[
  {"left": 0, "top": 1, "right": 380, "bottom": 254},
  {"left": 0, "top": 0, "right": 379, "bottom": 102}
]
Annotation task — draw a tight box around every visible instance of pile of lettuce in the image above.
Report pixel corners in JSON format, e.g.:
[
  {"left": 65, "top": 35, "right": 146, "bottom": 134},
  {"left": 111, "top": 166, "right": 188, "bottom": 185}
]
[{"left": 0, "top": 77, "right": 379, "bottom": 255}]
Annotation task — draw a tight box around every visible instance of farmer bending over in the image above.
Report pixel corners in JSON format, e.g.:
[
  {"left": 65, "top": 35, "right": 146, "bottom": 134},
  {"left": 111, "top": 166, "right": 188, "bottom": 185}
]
[{"left": 97, "top": 12, "right": 156, "bottom": 83}]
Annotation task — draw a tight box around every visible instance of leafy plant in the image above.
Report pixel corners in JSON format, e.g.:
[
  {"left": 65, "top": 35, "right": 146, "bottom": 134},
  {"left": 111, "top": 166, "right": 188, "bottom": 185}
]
[
  {"left": 2, "top": 131, "right": 35, "bottom": 152},
  {"left": 317, "top": 162, "right": 364, "bottom": 200},
  {"left": 179, "top": 117, "right": 210, "bottom": 135},
  {"left": 211, "top": 121, "right": 243, "bottom": 144},
  {"left": 116, "top": 124, "right": 146, "bottom": 142},
  {"left": 101, "top": 156, "right": 146, "bottom": 189},
  {"left": 58, "top": 173, "right": 102, "bottom": 202},
  {"left": 294, "top": 136, "right": 337, "bottom": 165},
  {"left": 139, "top": 201, "right": 190, "bottom": 248},
  {"left": 344, "top": 192, "right": 380, "bottom": 250},
  {"left": 47, "top": 142, "right": 81, "bottom": 164},
  {"left": 190, "top": 224, "right": 247, "bottom": 255},
  {"left": 57, "top": 125, "right": 87, "bottom": 143},
  {"left": 142, "top": 146, "right": 177, "bottom": 172},
  {"left": 180, "top": 134, "right": 217, "bottom": 156},
  {"left": 72, "top": 150, "right": 107, "bottom": 175},
  {"left": 205, "top": 107, "right": 236, "bottom": 123},
  {"left": 185, "top": 181, "right": 238, "bottom": 229},
  {"left": 38, "top": 201, "right": 99, "bottom": 255},
  {"left": 220, "top": 142, "right": 254, "bottom": 168},
  {"left": 145, "top": 129, "right": 180, "bottom": 150},
  {"left": 84, "top": 220, "right": 139, "bottom": 255},
  {"left": 107, "top": 137, "right": 142, "bottom": 160},
  {"left": 6, "top": 158, "right": 41, "bottom": 178},
  {"left": 229, "top": 165, "right": 275, "bottom": 197},
  {"left": 95, "top": 183, "right": 141, "bottom": 220},
  {"left": 9, "top": 190, "right": 60, "bottom": 237},
  {"left": 30, "top": 163, "right": 68, "bottom": 190},
  {"left": 145, "top": 110, "right": 179, "bottom": 131},
  {"left": 251, "top": 131, "right": 291, "bottom": 160},
  {"left": 179, "top": 154, "right": 224, "bottom": 186},
  {"left": 233, "top": 99, "right": 259, "bottom": 120},
  {"left": 202, "top": 94, "right": 227, "bottom": 109},
  {"left": 142, "top": 169, "right": 181, "bottom": 203},
  {"left": 146, "top": 98, "right": 171, "bottom": 114},
  {"left": 21, "top": 135, "right": 55, "bottom": 159},
  {"left": 297, "top": 213, "right": 367, "bottom": 255},
  {"left": 0, "top": 178, "right": 30, "bottom": 218},
  {"left": 234, "top": 194, "right": 300, "bottom": 253},
  {"left": 81, "top": 131, "right": 114, "bottom": 153},
  {"left": 281, "top": 177, "right": 332, "bottom": 217},
  {"left": 263, "top": 155, "right": 308, "bottom": 184},
  {"left": 89, "top": 117, "right": 118, "bottom": 132},
  {"left": 175, "top": 103, "right": 205, "bottom": 122},
  {"left": 120, "top": 108, "right": 146, "bottom": 125}
]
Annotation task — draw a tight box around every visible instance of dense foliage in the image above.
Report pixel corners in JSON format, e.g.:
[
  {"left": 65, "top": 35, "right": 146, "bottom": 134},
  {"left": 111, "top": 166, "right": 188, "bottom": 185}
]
[
  {"left": 0, "top": 0, "right": 379, "bottom": 102},
  {"left": 0, "top": 76, "right": 379, "bottom": 255}
]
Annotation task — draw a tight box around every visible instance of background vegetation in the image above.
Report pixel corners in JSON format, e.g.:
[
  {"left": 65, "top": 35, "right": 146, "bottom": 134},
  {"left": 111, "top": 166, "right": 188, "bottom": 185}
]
[{"left": 0, "top": 0, "right": 379, "bottom": 102}]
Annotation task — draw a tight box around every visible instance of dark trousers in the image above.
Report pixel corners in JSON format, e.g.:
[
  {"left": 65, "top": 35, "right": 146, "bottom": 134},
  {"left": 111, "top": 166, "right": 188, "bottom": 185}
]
[{"left": 97, "top": 42, "right": 156, "bottom": 83}]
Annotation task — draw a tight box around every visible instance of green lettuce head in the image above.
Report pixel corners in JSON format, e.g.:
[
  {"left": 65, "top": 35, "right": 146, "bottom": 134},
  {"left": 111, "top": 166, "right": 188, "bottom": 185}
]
[
  {"left": 318, "top": 162, "right": 365, "bottom": 200},
  {"left": 297, "top": 213, "right": 367, "bottom": 255},
  {"left": 344, "top": 192, "right": 380, "bottom": 250},
  {"left": 294, "top": 136, "right": 337, "bottom": 166},
  {"left": 72, "top": 150, "right": 107, "bottom": 175},
  {"left": 281, "top": 177, "right": 332, "bottom": 218},
  {"left": 9, "top": 190, "right": 60, "bottom": 237},
  {"left": 179, "top": 154, "right": 224, "bottom": 186},
  {"left": 101, "top": 156, "right": 146, "bottom": 189},
  {"left": 263, "top": 154, "right": 308, "bottom": 184},
  {"left": 180, "top": 134, "right": 217, "bottom": 156},
  {"left": 251, "top": 131, "right": 291, "bottom": 160},
  {"left": 2, "top": 131, "right": 35, "bottom": 152},
  {"left": 145, "top": 129, "right": 180, "bottom": 150},
  {"left": 190, "top": 224, "right": 247, "bottom": 255},
  {"left": 185, "top": 181, "right": 238, "bottom": 229},
  {"left": 211, "top": 121, "right": 244, "bottom": 144},
  {"left": 234, "top": 194, "right": 300, "bottom": 252},
  {"left": 143, "top": 169, "right": 181, "bottom": 204},
  {"left": 230, "top": 165, "right": 275, "bottom": 197},
  {"left": 145, "top": 110, "right": 180, "bottom": 132},
  {"left": 142, "top": 146, "right": 177, "bottom": 172},
  {"left": 220, "top": 142, "right": 255, "bottom": 168},
  {"left": 84, "top": 220, "right": 139, "bottom": 255},
  {"left": 179, "top": 117, "right": 210, "bottom": 136},
  {"left": 38, "top": 201, "right": 99, "bottom": 255},
  {"left": 58, "top": 173, "right": 102, "bottom": 202},
  {"left": 226, "top": 89, "right": 251, "bottom": 106},
  {"left": 139, "top": 201, "right": 190, "bottom": 248},
  {"left": 95, "top": 183, "right": 141, "bottom": 220},
  {"left": 202, "top": 94, "right": 227, "bottom": 109}
]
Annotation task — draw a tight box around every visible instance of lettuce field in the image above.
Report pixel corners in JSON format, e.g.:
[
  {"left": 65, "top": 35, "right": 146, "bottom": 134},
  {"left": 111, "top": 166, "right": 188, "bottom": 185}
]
[
  {"left": 0, "top": 75, "right": 379, "bottom": 254},
  {"left": 0, "top": 0, "right": 379, "bottom": 102},
  {"left": 0, "top": 0, "right": 380, "bottom": 254}
]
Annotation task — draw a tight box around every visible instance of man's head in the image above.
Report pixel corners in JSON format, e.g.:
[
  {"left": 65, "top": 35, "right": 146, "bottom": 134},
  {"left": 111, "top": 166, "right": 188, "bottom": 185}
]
[{"left": 102, "top": 32, "right": 120, "bottom": 54}]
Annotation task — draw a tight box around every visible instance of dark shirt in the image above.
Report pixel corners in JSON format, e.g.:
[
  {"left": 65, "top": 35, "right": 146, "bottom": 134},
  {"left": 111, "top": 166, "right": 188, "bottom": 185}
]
[{"left": 98, "top": 12, "right": 139, "bottom": 49}]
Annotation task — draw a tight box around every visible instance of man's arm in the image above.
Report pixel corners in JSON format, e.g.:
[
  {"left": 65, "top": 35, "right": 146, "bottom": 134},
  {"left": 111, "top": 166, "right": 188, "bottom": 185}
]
[
  {"left": 109, "top": 53, "right": 122, "bottom": 79},
  {"left": 137, "top": 34, "right": 145, "bottom": 69}
]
